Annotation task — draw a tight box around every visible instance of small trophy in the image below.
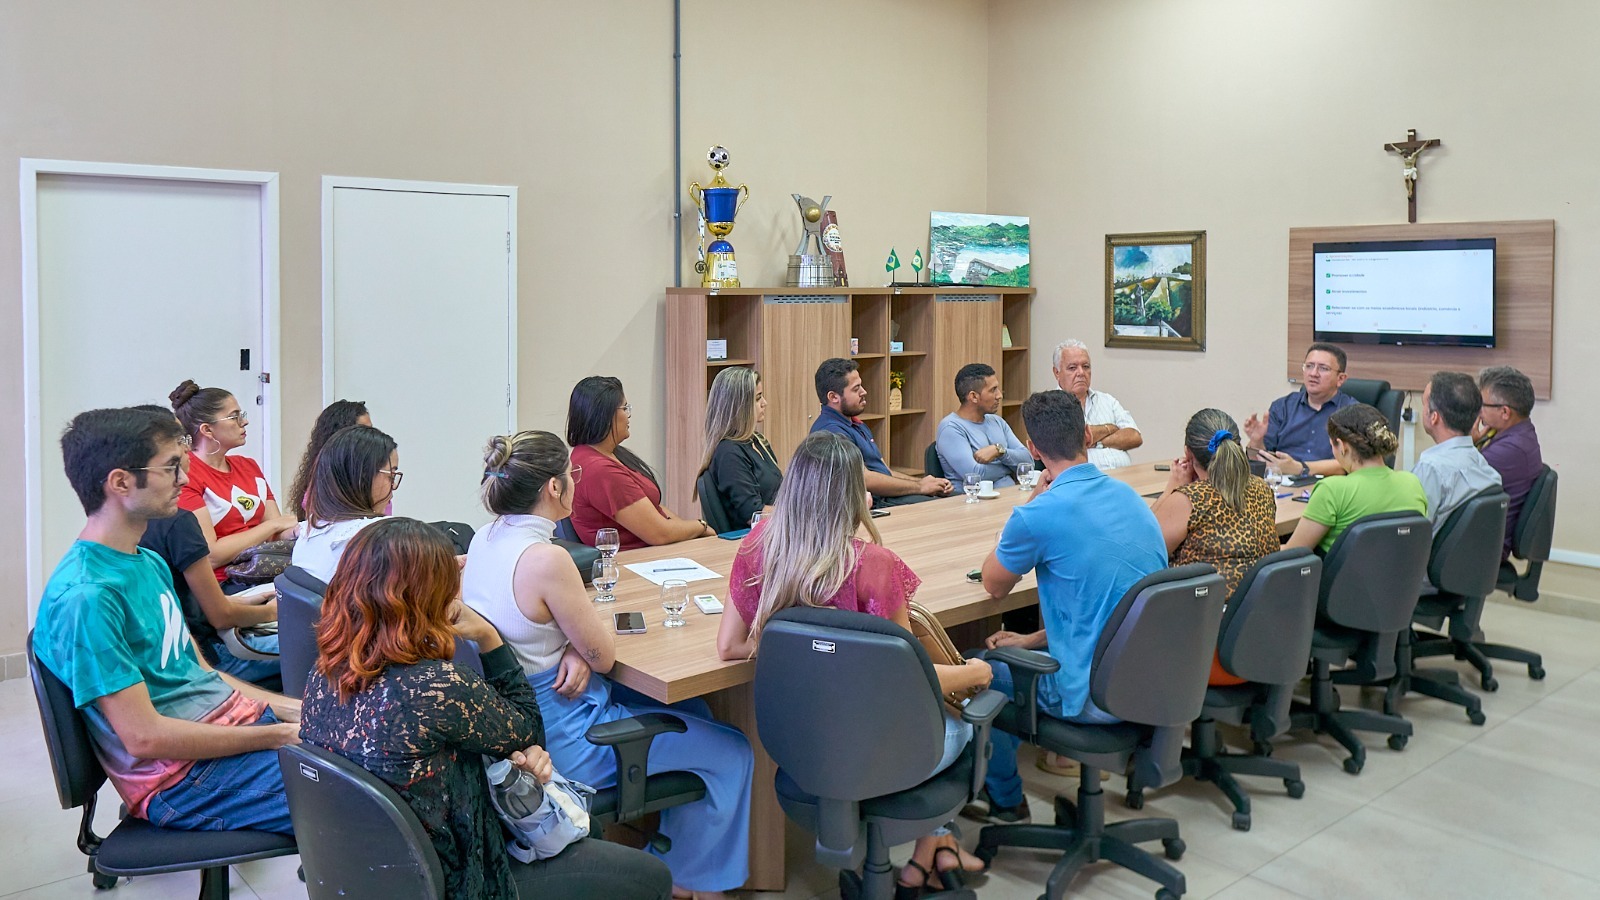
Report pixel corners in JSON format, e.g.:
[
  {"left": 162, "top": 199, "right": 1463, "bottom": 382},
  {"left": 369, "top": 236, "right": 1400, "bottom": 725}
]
[
  {"left": 689, "top": 146, "right": 749, "bottom": 288},
  {"left": 787, "top": 194, "right": 835, "bottom": 287}
]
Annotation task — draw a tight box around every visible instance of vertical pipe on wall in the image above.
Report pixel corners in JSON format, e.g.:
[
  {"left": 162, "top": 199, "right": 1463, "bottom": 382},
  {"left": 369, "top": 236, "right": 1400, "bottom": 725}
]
[{"left": 672, "top": 0, "right": 683, "bottom": 287}]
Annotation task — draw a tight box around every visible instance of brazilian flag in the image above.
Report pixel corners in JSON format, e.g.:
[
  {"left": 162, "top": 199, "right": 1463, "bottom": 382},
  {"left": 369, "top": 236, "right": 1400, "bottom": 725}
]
[{"left": 885, "top": 248, "right": 901, "bottom": 272}]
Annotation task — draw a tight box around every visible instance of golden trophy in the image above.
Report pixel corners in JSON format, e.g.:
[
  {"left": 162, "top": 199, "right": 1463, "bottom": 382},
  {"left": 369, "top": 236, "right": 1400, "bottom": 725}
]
[{"left": 689, "top": 145, "right": 749, "bottom": 288}]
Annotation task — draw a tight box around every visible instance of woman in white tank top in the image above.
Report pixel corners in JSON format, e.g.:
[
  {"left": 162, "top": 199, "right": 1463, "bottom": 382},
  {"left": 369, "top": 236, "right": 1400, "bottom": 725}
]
[{"left": 462, "top": 431, "right": 752, "bottom": 900}]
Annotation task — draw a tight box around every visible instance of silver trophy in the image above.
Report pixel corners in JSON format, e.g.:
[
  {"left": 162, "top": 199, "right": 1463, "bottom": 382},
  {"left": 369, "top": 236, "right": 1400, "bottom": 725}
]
[{"left": 786, "top": 194, "right": 836, "bottom": 287}]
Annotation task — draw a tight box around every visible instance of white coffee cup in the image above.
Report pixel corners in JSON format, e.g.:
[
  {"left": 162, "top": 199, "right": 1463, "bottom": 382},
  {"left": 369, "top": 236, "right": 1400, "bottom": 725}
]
[{"left": 979, "top": 480, "right": 995, "bottom": 494}]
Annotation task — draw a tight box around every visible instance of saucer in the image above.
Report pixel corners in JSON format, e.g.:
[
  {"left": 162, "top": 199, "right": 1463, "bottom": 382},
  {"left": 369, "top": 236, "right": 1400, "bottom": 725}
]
[{"left": 977, "top": 490, "right": 1001, "bottom": 499}]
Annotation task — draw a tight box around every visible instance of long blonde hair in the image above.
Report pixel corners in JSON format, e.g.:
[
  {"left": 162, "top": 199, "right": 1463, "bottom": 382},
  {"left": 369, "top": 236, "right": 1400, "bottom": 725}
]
[
  {"left": 694, "top": 367, "right": 761, "bottom": 499},
  {"left": 740, "top": 432, "right": 880, "bottom": 642}
]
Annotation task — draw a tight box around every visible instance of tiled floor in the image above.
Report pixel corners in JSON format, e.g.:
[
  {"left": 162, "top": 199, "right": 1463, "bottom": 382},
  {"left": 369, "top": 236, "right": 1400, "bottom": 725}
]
[{"left": 3, "top": 600, "right": 1599, "bottom": 899}]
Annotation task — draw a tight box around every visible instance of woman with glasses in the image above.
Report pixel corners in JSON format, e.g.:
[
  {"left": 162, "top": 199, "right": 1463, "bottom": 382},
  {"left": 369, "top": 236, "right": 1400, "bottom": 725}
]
[
  {"left": 465, "top": 430, "right": 752, "bottom": 900},
  {"left": 694, "top": 367, "right": 781, "bottom": 529},
  {"left": 290, "top": 425, "right": 401, "bottom": 583},
  {"left": 567, "top": 376, "right": 714, "bottom": 550},
  {"left": 171, "top": 379, "right": 299, "bottom": 584}
]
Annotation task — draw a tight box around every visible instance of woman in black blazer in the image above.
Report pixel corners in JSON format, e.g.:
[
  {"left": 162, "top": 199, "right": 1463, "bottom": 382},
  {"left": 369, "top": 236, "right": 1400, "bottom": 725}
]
[{"left": 697, "top": 367, "right": 782, "bottom": 528}]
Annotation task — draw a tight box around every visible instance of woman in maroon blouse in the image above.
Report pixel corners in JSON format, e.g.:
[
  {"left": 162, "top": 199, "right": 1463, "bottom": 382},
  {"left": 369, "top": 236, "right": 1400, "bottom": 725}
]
[
  {"left": 716, "top": 432, "right": 994, "bottom": 894},
  {"left": 565, "top": 376, "right": 714, "bottom": 550}
]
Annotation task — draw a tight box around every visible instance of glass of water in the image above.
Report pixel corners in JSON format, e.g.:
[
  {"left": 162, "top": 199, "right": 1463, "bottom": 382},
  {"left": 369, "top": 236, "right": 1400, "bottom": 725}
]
[
  {"left": 964, "top": 473, "right": 982, "bottom": 504},
  {"left": 749, "top": 511, "right": 764, "bottom": 529},
  {"left": 595, "top": 528, "right": 620, "bottom": 558},
  {"left": 661, "top": 579, "right": 689, "bottom": 628},
  {"left": 1263, "top": 462, "right": 1282, "bottom": 489},
  {"left": 592, "top": 559, "right": 619, "bottom": 603},
  {"left": 1015, "top": 461, "right": 1034, "bottom": 491}
]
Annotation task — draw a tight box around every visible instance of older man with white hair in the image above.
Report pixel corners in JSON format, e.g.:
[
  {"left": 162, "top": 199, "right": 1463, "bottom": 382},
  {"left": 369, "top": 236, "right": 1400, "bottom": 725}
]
[{"left": 1051, "top": 339, "right": 1142, "bottom": 469}]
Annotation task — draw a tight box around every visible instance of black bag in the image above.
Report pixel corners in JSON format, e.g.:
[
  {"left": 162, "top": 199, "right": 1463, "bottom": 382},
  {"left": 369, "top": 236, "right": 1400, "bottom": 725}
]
[{"left": 427, "top": 521, "right": 476, "bottom": 555}]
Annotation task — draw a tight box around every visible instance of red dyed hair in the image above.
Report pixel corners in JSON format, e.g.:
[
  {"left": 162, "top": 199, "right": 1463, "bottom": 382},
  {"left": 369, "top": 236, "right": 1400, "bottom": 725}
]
[{"left": 315, "top": 517, "right": 460, "bottom": 701}]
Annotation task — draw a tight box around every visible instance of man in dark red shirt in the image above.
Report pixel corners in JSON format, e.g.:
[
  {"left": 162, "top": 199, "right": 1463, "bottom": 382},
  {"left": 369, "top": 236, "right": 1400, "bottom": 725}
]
[{"left": 1475, "top": 366, "right": 1543, "bottom": 561}]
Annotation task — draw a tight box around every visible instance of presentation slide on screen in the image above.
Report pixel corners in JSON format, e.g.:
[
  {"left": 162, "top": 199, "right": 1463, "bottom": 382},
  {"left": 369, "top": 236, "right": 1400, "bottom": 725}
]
[{"left": 1313, "top": 245, "right": 1494, "bottom": 339}]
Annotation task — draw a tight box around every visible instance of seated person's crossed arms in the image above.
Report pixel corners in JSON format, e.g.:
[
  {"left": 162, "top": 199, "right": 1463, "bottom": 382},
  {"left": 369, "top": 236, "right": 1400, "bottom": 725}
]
[
  {"left": 936, "top": 362, "right": 1032, "bottom": 486},
  {"left": 696, "top": 366, "right": 782, "bottom": 529}
]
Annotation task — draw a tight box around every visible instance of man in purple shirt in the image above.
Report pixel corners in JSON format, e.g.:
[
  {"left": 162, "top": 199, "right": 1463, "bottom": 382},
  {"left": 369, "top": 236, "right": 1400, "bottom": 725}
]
[
  {"left": 1474, "top": 366, "right": 1543, "bottom": 560},
  {"left": 1244, "top": 343, "right": 1358, "bottom": 478}
]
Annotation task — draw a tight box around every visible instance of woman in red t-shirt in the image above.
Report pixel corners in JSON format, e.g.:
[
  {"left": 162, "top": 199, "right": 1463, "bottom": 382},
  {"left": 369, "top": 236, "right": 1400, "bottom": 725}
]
[
  {"left": 171, "top": 380, "right": 298, "bottom": 582},
  {"left": 565, "top": 376, "right": 714, "bottom": 550}
]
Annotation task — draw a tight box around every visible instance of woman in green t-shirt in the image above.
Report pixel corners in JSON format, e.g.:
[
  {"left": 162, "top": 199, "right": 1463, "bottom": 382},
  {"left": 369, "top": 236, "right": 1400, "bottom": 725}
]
[{"left": 1285, "top": 404, "right": 1427, "bottom": 554}]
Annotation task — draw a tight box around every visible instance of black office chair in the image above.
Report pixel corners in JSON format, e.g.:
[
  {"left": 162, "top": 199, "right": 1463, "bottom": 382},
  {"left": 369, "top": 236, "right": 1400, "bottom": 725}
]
[
  {"left": 755, "top": 606, "right": 1006, "bottom": 900},
  {"left": 1148, "top": 549, "right": 1321, "bottom": 832},
  {"left": 924, "top": 442, "right": 948, "bottom": 480},
  {"left": 1340, "top": 379, "right": 1405, "bottom": 467},
  {"left": 552, "top": 517, "right": 600, "bottom": 583},
  {"left": 280, "top": 744, "right": 444, "bottom": 899},
  {"left": 1475, "top": 465, "right": 1557, "bottom": 681},
  {"left": 976, "top": 564, "right": 1226, "bottom": 900},
  {"left": 694, "top": 468, "right": 736, "bottom": 534},
  {"left": 1290, "top": 511, "right": 1431, "bottom": 774},
  {"left": 275, "top": 566, "right": 328, "bottom": 699},
  {"left": 28, "top": 634, "right": 297, "bottom": 899},
  {"left": 1403, "top": 489, "right": 1507, "bottom": 718}
]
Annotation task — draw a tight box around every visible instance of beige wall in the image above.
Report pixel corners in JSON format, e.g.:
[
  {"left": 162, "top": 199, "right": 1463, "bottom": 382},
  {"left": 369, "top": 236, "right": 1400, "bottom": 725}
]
[
  {"left": 0, "top": 0, "right": 989, "bottom": 656},
  {"left": 988, "top": 0, "right": 1598, "bottom": 558}
]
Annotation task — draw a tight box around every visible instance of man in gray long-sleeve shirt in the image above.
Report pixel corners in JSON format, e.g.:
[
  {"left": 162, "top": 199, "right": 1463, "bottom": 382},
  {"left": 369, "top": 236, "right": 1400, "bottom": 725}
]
[
  {"left": 936, "top": 363, "right": 1032, "bottom": 485},
  {"left": 1413, "top": 371, "right": 1502, "bottom": 528}
]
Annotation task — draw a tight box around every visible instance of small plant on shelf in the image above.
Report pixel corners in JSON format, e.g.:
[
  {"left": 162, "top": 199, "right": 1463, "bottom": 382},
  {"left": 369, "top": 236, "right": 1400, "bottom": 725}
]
[{"left": 889, "top": 370, "right": 905, "bottom": 412}]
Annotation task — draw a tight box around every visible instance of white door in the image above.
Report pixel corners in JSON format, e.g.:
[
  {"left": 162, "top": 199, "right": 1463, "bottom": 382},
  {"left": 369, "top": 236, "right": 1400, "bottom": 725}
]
[
  {"left": 27, "top": 170, "right": 277, "bottom": 607},
  {"left": 324, "top": 180, "right": 516, "bottom": 529}
]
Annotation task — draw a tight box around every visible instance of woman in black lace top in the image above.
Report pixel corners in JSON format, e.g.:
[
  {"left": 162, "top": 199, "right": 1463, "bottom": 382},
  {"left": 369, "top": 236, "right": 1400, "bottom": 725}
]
[{"left": 299, "top": 518, "right": 670, "bottom": 899}]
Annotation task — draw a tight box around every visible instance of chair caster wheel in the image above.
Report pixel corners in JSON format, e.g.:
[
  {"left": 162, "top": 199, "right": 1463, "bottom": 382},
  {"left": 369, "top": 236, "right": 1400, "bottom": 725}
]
[
  {"left": 1284, "top": 779, "right": 1305, "bottom": 799},
  {"left": 1467, "top": 709, "right": 1486, "bottom": 726},
  {"left": 1481, "top": 676, "right": 1499, "bottom": 692},
  {"left": 1388, "top": 734, "right": 1408, "bottom": 751},
  {"left": 839, "top": 869, "right": 863, "bottom": 900},
  {"left": 1156, "top": 889, "right": 1181, "bottom": 900},
  {"left": 92, "top": 873, "right": 118, "bottom": 890},
  {"left": 1125, "top": 790, "right": 1144, "bottom": 810},
  {"left": 1529, "top": 665, "right": 1546, "bottom": 680},
  {"left": 1343, "top": 756, "right": 1364, "bottom": 775},
  {"left": 1232, "top": 811, "right": 1251, "bottom": 831},
  {"left": 1162, "top": 837, "right": 1185, "bottom": 860}
]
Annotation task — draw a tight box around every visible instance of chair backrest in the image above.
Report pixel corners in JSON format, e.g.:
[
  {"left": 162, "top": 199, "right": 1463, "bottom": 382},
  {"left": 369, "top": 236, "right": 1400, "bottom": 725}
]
[
  {"left": 1319, "top": 511, "right": 1432, "bottom": 632},
  {"left": 1341, "top": 378, "right": 1404, "bottom": 466},
  {"left": 279, "top": 744, "right": 445, "bottom": 900},
  {"left": 1514, "top": 465, "right": 1557, "bottom": 563},
  {"left": 1428, "top": 489, "right": 1508, "bottom": 596},
  {"left": 554, "top": 517, "right": 580, "bottom": 543},
  {"left": 694, "top": 468, "right": 736, "bottom": 534},
  {"left": 1091, "top": 564, "right": 1227, "bottom": 728},
  {"left": 924, "top": 442, "right": 946, "bottom": 480},
  {"left": 1217, "top": 549, "right": 1322, "bottom": 686},
  {"left": 755, "top": 606, "right": 946, "bottom": 802},
  {"left": 276, "top": 566, "right": 329, "bottom": 699},
  {"left": 26, "top": 632, "right": 104, "bottom": 810}
]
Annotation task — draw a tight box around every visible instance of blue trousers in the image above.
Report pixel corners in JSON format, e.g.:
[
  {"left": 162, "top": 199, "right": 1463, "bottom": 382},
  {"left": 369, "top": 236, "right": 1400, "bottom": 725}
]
[
  {"left": 144, "top": 710, "right": 292, "bottom": 834},
  {"left": 210, "top": 630, "right": 281, "bottom": 685},
  {"left": 982, "top": 659, "right": 1119, "bottom": 808},
  {"left": 529, "top": 669, "right": 753, "bottom": 892}
]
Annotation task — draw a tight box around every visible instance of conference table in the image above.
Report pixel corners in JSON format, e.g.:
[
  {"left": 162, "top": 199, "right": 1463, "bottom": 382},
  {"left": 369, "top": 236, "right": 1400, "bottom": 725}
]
[{"left": 602, "top": 462, "right": 1305, "bottom": 891}]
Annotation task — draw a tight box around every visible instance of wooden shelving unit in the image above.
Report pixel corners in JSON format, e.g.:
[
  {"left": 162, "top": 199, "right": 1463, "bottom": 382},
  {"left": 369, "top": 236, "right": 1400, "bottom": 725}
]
[{"left": 665, "top": 286, "right": 1036, "bottom": 515}]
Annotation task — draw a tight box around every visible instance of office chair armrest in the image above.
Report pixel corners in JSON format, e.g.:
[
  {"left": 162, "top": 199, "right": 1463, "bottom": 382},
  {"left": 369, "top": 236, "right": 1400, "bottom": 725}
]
[
  {"left": 960, "top": 689, "right": 1007, "bottom": 800},
  {"left": 980, "top": 646, "right": 1058, "bottom": 742},
  {"left": 585, "top": 712, "right": 688, "bottom": 823},
  {"left": 219, "top": 626, "right": 280, "bottom": 662}
]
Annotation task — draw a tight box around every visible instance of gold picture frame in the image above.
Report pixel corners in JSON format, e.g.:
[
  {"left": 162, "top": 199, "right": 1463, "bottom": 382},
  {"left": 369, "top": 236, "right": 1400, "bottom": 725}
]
[{"left": 1105, "top": 230, "right": 1206, "bottom": 351}]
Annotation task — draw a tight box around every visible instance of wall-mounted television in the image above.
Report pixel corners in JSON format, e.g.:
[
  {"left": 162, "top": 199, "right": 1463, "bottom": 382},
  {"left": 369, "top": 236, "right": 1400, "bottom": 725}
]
[{"left": 1312, "top": 238, "right": 1496, "bottom": 348}]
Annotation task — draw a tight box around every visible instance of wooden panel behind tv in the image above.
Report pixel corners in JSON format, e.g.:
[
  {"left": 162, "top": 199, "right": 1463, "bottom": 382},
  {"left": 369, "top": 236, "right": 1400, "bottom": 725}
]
[{"left": 1287, "top": 220, "right": 1553, "bottom": 399}]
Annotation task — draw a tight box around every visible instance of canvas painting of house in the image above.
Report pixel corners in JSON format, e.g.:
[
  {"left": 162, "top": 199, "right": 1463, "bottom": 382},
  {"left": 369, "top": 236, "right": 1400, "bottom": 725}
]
[{"left": 929, "top": 212, "right": 1030, "bottom": 286}]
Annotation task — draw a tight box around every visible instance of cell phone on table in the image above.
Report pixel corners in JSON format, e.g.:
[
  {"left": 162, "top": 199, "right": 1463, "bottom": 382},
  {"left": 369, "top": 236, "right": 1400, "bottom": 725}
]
[
  {"left": 613, "top": 611, "right": 647, "bottom": 634},
  {"left": 1293, "top": 490, "right": 1313, "bottom": 503},
  {"left": 1153, "top": 463, "right": 1171, "bottom": 471},
  {"left": 869, "top": 508, "right": 890, "bottom": 518}
]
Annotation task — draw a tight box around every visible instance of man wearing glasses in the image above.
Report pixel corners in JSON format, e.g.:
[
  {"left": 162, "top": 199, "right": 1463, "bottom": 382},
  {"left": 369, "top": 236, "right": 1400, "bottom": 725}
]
[
  {"left": 1244, "top": 343, "right": 1358, "bottom": 478},
  {"left": 1474, "top": 366, "right": 1543, "bottom": 562},
  {"left": 33, "top": 407, "right": 300, "bottom": 834}
]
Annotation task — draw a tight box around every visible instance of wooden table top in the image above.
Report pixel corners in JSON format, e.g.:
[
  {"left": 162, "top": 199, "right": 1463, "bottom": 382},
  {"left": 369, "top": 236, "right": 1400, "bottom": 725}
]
[{"left": 604, "top": 463, "right": 1304, "bottom": 704}]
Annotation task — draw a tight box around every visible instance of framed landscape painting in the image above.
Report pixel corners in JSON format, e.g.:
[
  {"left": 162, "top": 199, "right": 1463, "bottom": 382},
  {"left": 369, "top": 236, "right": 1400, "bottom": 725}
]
[
  {"left": 1105, "top": 230, "right": 1206, "bottom": 351},
  {"left": 929, "top": 212, "right": 1030, "bottom": 286}
]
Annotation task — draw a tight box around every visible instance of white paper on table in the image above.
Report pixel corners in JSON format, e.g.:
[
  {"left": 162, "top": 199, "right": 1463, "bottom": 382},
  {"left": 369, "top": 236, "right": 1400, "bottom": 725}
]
[{"left": 623, "top": 558, "right": 723, "bottom": 586}]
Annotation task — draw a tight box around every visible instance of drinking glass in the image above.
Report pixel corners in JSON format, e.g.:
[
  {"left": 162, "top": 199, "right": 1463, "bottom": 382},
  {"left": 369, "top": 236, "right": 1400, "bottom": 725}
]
[
  {"left": 964, "top": 473, "right": 982, "bottom": 504},
  {"left": 749, "top": 511, "right": 764, "bottom": 528},
  {"left": 595, "top": 528, "right": 620, "bottom": 558},
  {"left": 1015, "top": 461, "right": 1034, "bottom": 491},
  {"left": 592, "top": 559, "right": 619, "bottom": 603},
  {"left": 1264, "top": 462, "right": 1282, "bottom": 489},
  {"left": 661, "top": 579, "right": 689, "bottom": 628}
]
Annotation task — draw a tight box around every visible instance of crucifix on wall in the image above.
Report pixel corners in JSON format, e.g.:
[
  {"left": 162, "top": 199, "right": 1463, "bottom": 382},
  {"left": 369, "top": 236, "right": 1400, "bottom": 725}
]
[{"left": 1384, "top": 128, "right": 1441, "bottom": 223}]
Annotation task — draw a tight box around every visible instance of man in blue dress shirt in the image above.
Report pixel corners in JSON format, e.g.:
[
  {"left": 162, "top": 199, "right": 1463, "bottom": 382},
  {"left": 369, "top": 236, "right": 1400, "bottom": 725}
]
[
  {"left": 810, "top": 358, "right": 952, "bottom": 507},
  {"left": 1244, "top": 343, "right": 1357, "bottom": 477}
]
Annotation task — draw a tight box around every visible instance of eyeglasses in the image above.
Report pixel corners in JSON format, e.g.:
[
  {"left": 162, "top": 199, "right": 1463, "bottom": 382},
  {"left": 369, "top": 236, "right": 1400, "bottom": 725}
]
[
  {"left": 378, "top": 468, "right": 404, "bottom": 488},
  {"left": 1480, "top": 403, "right": 1512, "bottom": 410},
  {"left": 128, "top": 462, "right": 183, "bottom": 480},
  {"left": 620, "top": 403, "right": 633, "bottom": 415},
  {"left": 1301, "top": 363, "right": 1341, "bottom": 375},
  {"left": 568, "top": 465, "right": 583, "bottom": 485},
  {"left": 209, "top": 411, "right": 248, "bottom": 426}
]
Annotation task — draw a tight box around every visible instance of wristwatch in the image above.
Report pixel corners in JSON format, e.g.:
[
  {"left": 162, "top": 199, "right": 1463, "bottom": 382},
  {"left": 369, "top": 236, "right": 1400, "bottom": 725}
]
[
  {"left": 1094, "top": 441, "right": 1105, "bottom": 450},
  {"left": 1299, "top": 461, "right": 1310, "bottom": 477}
]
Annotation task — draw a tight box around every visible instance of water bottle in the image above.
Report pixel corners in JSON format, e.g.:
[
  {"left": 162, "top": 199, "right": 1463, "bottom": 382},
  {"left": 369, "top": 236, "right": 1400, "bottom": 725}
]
[{"left": 486, "top": 758, "right": 545, "bottom": 818}]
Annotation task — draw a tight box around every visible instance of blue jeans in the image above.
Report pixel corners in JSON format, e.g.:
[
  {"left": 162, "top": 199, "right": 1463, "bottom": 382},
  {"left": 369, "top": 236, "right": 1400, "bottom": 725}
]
[
  {"left": 144, "top": 710, "right": 293, "bottom": 834},
  {"left": 982, "top": 659, "right": 1119, "bottom": 809},
  {"left": 210, "top": 631, "right": 282, "bottom": 685}
]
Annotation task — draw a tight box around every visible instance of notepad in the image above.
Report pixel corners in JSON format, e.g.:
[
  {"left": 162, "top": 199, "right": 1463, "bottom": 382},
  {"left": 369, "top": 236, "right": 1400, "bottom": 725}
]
[{"left": 623, "top": 558, "right": 723, "bottom": 586}]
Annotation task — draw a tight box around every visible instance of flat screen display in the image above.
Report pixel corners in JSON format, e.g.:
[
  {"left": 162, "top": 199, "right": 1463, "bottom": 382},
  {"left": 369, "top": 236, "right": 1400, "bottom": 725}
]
[{"left": 1312, "top": 238, "right": 1496, "bottom": 348}]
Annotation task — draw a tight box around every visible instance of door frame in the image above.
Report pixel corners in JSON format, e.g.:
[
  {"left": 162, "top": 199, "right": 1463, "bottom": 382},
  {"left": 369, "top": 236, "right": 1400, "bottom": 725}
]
[
  {"left": 319, "top": 175, "right": 518, "bottom": 421},
  {"left": 19, "top": 159, "right": 282, "bottom": 607}
]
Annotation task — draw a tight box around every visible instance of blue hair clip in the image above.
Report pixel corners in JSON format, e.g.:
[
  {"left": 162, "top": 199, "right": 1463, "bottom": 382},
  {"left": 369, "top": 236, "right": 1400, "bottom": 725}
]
[
  {"left": 483, "top": 470, "right": 508, "bottom": 479},
  {"left": 1206, "top": 429, "right": 1234, "bottom": 454}
]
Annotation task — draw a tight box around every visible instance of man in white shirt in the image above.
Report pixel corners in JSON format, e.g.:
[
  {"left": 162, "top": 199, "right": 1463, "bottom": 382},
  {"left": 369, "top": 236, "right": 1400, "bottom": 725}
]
[
  {"left": 1050, "top": 338, "right": 1141, "bottom": 469},
  {"left": 1414, "top": 370, "right": 1502, "bottom": 526}
]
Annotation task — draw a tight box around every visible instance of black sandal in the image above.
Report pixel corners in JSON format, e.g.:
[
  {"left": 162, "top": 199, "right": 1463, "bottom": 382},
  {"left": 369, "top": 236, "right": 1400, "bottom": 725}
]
[
  {"left": 932, "top": 844, "right": 988, "bottom": 891},
  {"left": 896, "top": 859, "right": 931, "bottom": 900}
]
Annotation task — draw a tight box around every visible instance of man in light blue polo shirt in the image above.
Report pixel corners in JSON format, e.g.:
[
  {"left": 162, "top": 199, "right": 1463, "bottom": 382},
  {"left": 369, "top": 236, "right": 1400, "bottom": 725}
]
[{"left": 961, "top": 390, "right": 1167, "bottom": 825}]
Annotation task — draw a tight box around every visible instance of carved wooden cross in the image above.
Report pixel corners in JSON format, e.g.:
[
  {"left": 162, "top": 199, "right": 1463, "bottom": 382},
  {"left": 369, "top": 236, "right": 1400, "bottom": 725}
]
[{"left": 1384, "top": 128, "right": 1441, "bottom": 223}]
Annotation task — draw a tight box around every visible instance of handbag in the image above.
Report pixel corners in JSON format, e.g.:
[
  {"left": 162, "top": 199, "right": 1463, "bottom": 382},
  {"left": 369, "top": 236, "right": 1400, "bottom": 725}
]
[
  {"left": 485, "top": 758, "right": 596, "bottom": 863},
  {"left": 905, "top": 600, "right": 983, "bottom": 714},
  {"left": 224, "top": 540, "right": 295, "bottom": 584}
]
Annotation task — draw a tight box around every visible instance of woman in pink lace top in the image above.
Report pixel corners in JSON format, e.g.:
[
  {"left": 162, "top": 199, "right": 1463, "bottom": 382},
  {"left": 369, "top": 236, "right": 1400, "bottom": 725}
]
[{"left": 717, "top": 432, "right": 993, "bottom": 895}]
